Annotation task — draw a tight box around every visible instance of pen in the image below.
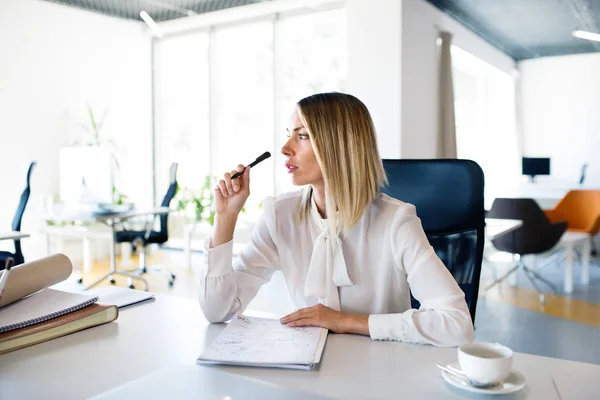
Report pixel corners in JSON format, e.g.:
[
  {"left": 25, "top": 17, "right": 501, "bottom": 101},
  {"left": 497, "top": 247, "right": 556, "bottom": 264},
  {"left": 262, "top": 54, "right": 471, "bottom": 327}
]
[
  {"left": 0, "top": 257, "right": 14, "bottom": 299},
  {"left": 231, "top": 151, "right": 272, "bottom": 180}
]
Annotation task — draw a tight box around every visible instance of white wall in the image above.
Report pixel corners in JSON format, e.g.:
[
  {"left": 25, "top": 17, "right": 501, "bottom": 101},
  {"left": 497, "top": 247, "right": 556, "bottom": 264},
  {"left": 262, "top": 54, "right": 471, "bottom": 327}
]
[
  {"left": 519, "top": 53, "right": 600, "bottom": 187},
  {"left": 0, "top": 0, "right": 153, "bottom": 260},
  {"left": 346, "top": 0, "right": 516, "bottom": 159}
]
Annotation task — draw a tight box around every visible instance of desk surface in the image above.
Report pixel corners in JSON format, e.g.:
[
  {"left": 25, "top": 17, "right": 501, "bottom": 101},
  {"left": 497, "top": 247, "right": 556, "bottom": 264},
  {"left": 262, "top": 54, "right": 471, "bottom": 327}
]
[
  {"left": 0, "top": 231, "right": 29, "bottom": 241},
  {"left": 486, "top": 218, "right": 523, "bottom": 240},
  {"left": 2, "top": 296, "right": 599, "bottom": 400}
]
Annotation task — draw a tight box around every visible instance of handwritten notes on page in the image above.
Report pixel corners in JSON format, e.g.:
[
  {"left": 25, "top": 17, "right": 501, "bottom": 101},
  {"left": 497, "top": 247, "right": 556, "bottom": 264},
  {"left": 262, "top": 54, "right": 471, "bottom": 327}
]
[{"left": 197, "top": 315, "right": 328, "bottom": 370}]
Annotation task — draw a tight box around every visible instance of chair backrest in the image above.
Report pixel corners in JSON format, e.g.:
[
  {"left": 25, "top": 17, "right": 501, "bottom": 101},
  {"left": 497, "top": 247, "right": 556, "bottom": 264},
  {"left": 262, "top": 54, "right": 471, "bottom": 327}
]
[
  {"left": 10, "top": 161, "right": 36, "bottom": 265},
  {"left": 488, "top": 198, "right": 567, "bottom": 255},
  {"left": 381, "top": 159, "right": 485, "bottom": 322},
  {"left": 553, "top": 190, "right": 600, "bottom": 234},
  {"left": 157, "top": 163, "right": 178, "bottom": 240},
  {"left": 12, "top": 161, "right": 36, "bottom": 232},
  {"left": 579, "top": 164, "right": 588, "bottom": 184}
]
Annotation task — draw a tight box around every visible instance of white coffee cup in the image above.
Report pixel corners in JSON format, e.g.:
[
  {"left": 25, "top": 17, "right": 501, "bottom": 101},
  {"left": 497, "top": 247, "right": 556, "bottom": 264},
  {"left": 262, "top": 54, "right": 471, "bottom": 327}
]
[{"left": 458, "top": 342, "right": 513, "bottom": 385}]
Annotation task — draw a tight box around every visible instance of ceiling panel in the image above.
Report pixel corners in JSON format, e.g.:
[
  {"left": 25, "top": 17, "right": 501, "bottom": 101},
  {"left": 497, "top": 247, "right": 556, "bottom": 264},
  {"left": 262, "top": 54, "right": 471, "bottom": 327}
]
[
  {"left": 40, "top": 0, "right": 600, "bottom": 60},
  {"left": 426, "top": 0, "right": 600, "bottom": 60},
  {"left": 41, "top": 0, "right": 273, "bottom": 22}
]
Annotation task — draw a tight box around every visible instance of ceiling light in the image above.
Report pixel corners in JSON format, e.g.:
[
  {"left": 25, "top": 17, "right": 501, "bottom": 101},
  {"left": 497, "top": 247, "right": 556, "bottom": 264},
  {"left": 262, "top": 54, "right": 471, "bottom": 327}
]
[
  {"left": 140, "top": 11, "right": 163, "bottom": 38},
  {"left": 572, "top": 30, "right": 600, "bottom": 42}
]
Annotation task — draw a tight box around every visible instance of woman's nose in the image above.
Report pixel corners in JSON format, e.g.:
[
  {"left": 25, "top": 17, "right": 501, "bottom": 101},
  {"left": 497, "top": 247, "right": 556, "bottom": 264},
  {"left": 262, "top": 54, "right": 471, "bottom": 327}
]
[{"left": 281, "top": 138, "right": 294, "bottom": 157}]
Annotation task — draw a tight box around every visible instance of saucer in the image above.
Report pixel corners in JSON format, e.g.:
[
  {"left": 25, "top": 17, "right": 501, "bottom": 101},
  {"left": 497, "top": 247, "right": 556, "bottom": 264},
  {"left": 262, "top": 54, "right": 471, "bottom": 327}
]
[{"left": 440, "top": 362, "right": 527, "bottom": 395}]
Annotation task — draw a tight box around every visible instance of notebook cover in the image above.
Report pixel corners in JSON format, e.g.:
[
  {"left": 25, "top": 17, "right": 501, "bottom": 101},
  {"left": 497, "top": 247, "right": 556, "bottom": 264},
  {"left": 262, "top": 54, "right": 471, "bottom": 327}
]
[{"left": 0, "top": 303, "right": 118, "bottom": 355}]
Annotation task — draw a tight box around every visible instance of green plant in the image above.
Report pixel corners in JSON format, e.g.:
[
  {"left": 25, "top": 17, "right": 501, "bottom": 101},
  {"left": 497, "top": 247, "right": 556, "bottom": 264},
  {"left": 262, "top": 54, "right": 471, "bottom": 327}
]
[
  {"left": 112, "top": 185, "right": 129, "bottom": 205},
  {"left": 77, "top": 104, "right": 111, "bottom": 147},
  {"left": 176, "top": 176, "right": 217, "bottom": 225}
]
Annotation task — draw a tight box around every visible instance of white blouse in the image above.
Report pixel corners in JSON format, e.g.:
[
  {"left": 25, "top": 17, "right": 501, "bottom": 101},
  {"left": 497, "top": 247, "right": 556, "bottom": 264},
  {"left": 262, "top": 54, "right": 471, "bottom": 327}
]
[{"left": 199, "top": 190, "right": 474, "bottom": 347}]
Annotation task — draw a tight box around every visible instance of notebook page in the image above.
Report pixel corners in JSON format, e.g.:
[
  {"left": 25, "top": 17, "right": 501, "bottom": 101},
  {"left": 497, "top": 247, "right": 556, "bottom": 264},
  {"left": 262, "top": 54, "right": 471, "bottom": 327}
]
[
  {"left": 0, "top": 289, "right": 98, "bottom": 333},
  {"left": 198, "top": 315, "right": 328, "bottom": 366}
]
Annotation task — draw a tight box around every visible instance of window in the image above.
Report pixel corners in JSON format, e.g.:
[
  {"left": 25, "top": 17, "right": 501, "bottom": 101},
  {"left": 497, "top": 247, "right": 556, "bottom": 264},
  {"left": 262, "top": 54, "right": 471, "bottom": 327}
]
[
  {"left": 152, "top": 7, "right": 348, "bottom": 228},
  {"left": 275, "top": 9, "right": 348, "bottom": 194},
  {"left": 452, "top": 46, "right": 519, "bottom": 209},
  {"left": 211, "top": 21, "right": 274, "bottom": 215},
  {"left": 153, "top": 32, "right": 210, "bottom": 202}
]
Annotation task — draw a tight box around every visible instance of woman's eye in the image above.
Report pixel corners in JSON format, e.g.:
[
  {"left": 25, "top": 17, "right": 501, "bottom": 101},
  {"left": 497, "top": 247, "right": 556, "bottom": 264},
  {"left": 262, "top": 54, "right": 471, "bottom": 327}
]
[{"left": 298, "top": 134, "right": 309, "bottom": 140}]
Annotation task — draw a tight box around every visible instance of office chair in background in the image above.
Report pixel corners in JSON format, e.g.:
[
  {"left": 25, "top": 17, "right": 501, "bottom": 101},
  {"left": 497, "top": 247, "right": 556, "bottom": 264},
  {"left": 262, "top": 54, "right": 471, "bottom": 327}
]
[
  {"left": 544, "top": 189, "right": 600, "bottom": 258},
  {"left": 486, "top": 198, "right": 567, "bottom": 305},
  {"left": 0, "top": 161, "right": 36, "bottom": 269},
  {"left": 381, "top": 159, "right": 485, "bottom": 322},
  {"left": 115, "top": 163, "right": 178, "bottom": 289}
]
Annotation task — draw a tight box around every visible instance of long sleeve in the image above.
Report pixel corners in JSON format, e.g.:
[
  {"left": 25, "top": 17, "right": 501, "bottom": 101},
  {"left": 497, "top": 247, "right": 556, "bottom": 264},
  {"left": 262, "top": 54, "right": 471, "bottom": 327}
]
[
  {"left": 199, "top": 198, "right": 279, "bottom": 323},
  {"left": 368, "top": 204, "right": 474, "bottom": 347}
]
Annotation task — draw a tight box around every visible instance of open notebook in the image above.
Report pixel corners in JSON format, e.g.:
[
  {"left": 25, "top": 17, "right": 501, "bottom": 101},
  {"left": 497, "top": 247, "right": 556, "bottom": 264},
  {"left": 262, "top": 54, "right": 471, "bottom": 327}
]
[
  {"left": 0, "top": 288, "right": 98, "bottom": 333},
  {"left": 197, "top": 315, "right": 328, "bottom": 370}
]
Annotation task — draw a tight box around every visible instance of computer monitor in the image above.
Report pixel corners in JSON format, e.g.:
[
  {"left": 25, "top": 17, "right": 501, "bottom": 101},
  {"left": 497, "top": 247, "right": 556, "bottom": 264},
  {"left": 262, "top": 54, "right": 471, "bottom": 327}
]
[{"left": 522, "top": 157, "right": 550, "bottom": 182}]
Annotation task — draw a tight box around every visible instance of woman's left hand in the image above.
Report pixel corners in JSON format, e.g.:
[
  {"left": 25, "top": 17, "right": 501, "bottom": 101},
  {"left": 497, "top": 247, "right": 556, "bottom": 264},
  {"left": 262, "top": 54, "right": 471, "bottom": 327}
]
[{"left": 280, "top": 304, "right": 369, "bottom": 335}]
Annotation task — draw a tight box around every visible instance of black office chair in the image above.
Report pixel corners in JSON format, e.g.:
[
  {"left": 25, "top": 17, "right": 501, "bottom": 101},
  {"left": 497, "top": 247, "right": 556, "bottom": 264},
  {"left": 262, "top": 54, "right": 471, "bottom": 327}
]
[
  {"left": 381, "top": 159, "right": 485, "bottom": 322},
  {"left": 486, "top": 198, "right": 567, "bottom": 304},
  {"left": 115, "top": 163, "right": 178, "bottom": 289},
  {"left": 0, "top": 161, "right": 36, "bottom": 269}
]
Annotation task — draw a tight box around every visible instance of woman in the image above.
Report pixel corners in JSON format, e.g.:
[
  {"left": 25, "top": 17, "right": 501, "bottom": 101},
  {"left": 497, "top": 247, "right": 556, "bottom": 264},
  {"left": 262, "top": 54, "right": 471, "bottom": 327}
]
[{"left": 200, "top": 92, "right": 473, "bottom": 347}]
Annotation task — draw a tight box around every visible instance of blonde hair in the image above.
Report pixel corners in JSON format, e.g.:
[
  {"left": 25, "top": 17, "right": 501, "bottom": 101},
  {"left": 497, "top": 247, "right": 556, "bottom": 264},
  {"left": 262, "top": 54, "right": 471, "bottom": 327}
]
[{"left": 296, "top": 92, "right": 387, "bottom": 233}]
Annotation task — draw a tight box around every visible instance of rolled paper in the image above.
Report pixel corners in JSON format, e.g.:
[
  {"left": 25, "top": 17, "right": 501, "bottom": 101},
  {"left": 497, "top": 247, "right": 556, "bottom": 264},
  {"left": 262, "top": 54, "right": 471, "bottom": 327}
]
[{"left": 0, "top": 254, "right": 73, "bottom": 309}]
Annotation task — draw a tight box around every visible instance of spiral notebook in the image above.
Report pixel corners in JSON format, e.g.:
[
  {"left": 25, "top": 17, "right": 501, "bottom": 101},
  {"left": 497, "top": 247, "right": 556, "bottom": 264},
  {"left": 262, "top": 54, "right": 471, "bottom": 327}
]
[
  {"left": 197, "top": 315, "right": 328, "bottom": 370},
  {"left": 0, "top": 289, "right": 98, "bottom": 333}
]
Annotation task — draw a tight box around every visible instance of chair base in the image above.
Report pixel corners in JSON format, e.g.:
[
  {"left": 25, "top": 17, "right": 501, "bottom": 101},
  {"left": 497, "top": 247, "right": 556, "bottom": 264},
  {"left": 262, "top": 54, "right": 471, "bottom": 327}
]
[
  {"left": 83, "top": 270, "right": 150, "bottom": 291},
  {"left": 123, "top": 239, "right": 175, "bottom": 291},
  {"left": 484, "top": 257, "right": 558, "bottom": 305},
  {"left": 82, "top": 241, "right": 175, "bottom": 291}
]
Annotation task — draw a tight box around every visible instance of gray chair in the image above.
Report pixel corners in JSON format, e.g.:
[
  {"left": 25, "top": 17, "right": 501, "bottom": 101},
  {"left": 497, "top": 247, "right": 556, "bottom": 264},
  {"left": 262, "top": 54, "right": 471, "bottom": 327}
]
[{"left": 486, "top": 198, "right": 567, "bottom": 304}]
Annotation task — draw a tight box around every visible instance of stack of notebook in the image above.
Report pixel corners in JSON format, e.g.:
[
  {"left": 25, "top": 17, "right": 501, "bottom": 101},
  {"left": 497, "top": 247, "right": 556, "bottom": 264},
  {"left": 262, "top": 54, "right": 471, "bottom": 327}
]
[{"left": 0, "top": 254, "right": 119, "bottom": 355}]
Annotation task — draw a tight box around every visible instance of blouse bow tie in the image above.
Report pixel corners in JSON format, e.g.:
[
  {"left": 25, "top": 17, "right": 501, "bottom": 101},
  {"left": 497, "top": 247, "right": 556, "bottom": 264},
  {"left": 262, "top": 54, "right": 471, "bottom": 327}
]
[{"left": 304, "top": 200, "right": 354, "bottom": 311}]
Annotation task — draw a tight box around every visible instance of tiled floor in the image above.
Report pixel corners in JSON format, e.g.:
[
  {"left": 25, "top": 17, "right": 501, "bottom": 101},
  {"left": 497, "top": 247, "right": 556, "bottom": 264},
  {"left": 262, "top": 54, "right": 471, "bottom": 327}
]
[{"left": 55, "top": 247, "right": 600, "bottom": 365}]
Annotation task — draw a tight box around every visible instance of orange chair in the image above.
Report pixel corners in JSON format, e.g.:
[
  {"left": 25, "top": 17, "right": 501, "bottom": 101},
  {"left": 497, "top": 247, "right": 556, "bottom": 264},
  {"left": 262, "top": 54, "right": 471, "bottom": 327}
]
[{"left": 544, "top": 190, "right": 600, "bottom": 237}]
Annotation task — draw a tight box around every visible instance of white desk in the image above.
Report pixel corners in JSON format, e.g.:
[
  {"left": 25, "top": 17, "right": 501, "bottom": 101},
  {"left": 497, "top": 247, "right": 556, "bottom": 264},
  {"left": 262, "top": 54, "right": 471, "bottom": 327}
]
[
  {"left": 0, "top": 231, "right": 29, "bottom": 241},
  {"left": 42, "top": 225, "right": 112, "bottom": 272},
  {"left": 44, "top": 207, "right": 171, "bottom": 289},
  {"left": 558, "top": 231, "right": 591, "bottom": 294},
  {"left": 486, "top": 218, "right": 523, "bottom": 240},
  {"left": 2, "top": 295, "right": 600, "bottom": 399}
]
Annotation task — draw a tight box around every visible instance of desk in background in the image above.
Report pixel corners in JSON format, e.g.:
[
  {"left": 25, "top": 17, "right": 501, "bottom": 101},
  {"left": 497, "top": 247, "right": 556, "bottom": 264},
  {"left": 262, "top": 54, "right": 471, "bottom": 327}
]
[
  {"left": 42, "top": 225, "right": 112, "bottom": 272},
  {"left": 0, "top": 232, "right": 29, "bottom": 242},
  {"left": 485, "top": 218, "right": 523, "bottom": 241},
  {"left": 498, "top": 181, "right": 600, "bottom": 209},
  {"left": 43, "top": 207, "right": 171, "bottom": 289},
  {"left": 484, "top": 219, "right": 591, "bottom": 294},
  {"left": 2, "top": 295, "right": 599, "bottom": 399}
]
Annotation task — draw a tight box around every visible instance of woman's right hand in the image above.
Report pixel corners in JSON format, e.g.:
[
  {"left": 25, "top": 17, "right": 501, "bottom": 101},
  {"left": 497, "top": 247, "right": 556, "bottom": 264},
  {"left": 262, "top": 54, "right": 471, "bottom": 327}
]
[{"left": 214, "top": 164, "right": 251, "bottom": 218}]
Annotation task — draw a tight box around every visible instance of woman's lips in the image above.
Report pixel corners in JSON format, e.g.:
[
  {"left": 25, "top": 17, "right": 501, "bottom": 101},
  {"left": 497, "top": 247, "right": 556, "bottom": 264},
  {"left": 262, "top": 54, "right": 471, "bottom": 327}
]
[{"left": 285, "top": 162, "right": 298, "bottom": 173}]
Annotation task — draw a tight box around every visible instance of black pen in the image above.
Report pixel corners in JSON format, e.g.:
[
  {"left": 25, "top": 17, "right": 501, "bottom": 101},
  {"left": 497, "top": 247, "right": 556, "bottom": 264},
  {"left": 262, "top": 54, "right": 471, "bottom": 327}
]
[{"left": 231, "top": 151, "right": 272, "bottom": 180}]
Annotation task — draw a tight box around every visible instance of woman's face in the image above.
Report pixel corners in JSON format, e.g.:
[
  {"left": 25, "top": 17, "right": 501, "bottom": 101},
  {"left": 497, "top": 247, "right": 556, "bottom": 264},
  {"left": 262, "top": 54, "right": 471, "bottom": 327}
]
[{"left": 281, "top": 110, "right": 324, "bottom": 187}]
